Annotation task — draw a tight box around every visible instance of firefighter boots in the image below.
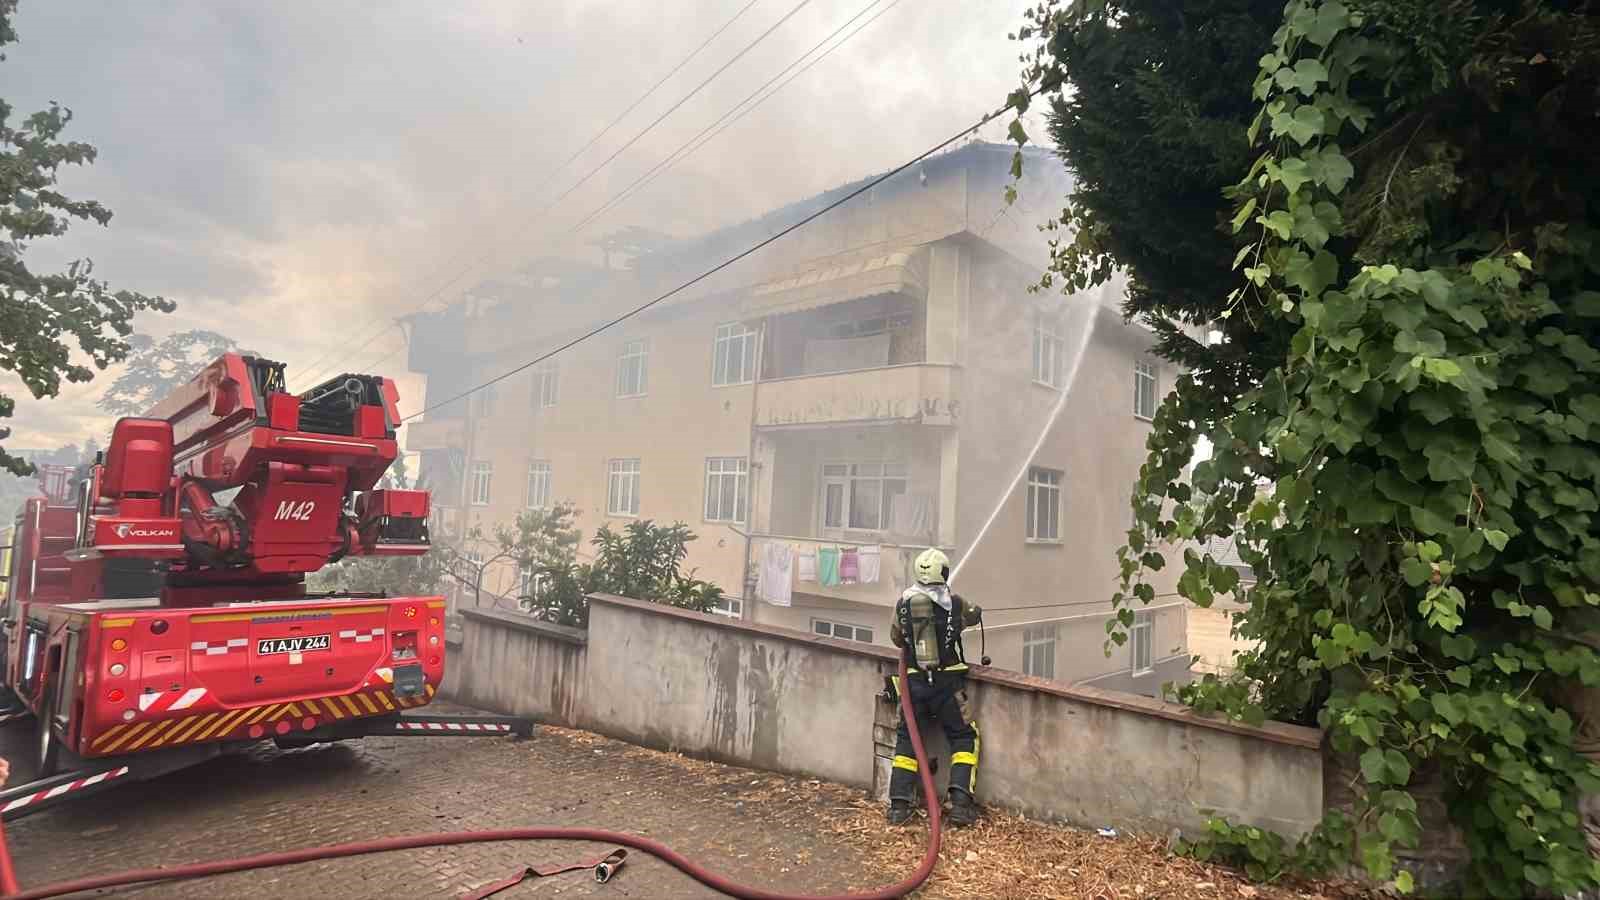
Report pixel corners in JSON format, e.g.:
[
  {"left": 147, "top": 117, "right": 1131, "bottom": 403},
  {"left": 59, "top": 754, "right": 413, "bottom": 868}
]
[
  {"left": 886, "top": 799, "right": 915, "bottom": 825},
  {"left": 947, "top": 790, "right": 980, "bottom": 827}
]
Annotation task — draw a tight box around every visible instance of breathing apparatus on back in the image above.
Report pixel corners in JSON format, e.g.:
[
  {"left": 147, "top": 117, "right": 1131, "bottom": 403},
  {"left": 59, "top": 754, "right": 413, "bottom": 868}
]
[{"left": 900, "top": 548, "right": 989, "bottom": 676}]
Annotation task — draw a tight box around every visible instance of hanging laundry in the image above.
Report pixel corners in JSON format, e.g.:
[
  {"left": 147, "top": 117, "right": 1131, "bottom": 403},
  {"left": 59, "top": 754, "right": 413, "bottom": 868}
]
[
  {"left": 817, "top": 546, "right": 841, "bottom": 587},
  {"left": 839, "top": 547, "right": 860, "bottom": 584},
  {"left": 758, "top": 542, "right": 794, "bottom": 607},
  {"left": 858, "top": 545, "right": 882, "bottom": 584},
  {"left": 797, "top": 550, "right": 818, "bottom": 583}
]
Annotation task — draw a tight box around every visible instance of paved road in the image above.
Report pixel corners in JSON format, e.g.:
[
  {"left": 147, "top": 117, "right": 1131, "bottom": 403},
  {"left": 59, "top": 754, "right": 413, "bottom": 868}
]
[{"left": 1, "top": 716, "right": 877, "bottom": 898}]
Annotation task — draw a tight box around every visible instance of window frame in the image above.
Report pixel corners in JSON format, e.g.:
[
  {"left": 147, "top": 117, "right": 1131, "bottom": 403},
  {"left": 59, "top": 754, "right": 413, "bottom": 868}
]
[
  {"left": 1022, "top": 625, "right": 1058, "bottom": 679},
  {"left": 1131, "top": 609, "right": 1154, "bottom": 675},
  {"left": 810, "top": 618, "right": 874, "bottom": 644},
  {"left": 525, "top": 460, "right": 552, "bottom": 509},
  {"left": 711, "top": 322, "right": 757, "bottom": 387},
  {"left": 817, "top": 461, "right": 908, "bottom": 536},
  {"left": 534, "top": 360, "right": 559, "bottom": 409},
  {"left": 703, "top": 457, "right": 749, "bottom": 524},
  {"left": 1032, "top": 313, "right": 1066, "bottom": 388},
  {"left": 474, "top": 383, "right": 496, "bottom": 417},
  {"left": 469, "top": 460, "right": 493, "bottom": 507},
  {"left": 710, "top": 595, "right": 743, "bottom": 619},
  {"left": 616, "top": 339, "right": 649, "bottom": 399},
  {"left": 606, "top": 458, "right": 641, "bottom": 517},
  {"left": 1134, "top": 359, "right": 1159, "bottom": 421},
  {"left": 1025, "top": 466, "right": 1063, "bottom": 543}
]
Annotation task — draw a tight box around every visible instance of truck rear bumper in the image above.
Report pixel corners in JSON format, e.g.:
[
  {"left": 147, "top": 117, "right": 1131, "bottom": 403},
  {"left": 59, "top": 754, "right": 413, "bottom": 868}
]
[{"left": 83, "top": 682, "right": 439, "bottom": 759}]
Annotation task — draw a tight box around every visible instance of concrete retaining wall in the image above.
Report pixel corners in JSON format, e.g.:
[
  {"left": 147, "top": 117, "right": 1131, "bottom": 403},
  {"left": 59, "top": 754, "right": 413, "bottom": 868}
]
[{"left": 444, "top": 594, "right": 1324, "bottom": 838}]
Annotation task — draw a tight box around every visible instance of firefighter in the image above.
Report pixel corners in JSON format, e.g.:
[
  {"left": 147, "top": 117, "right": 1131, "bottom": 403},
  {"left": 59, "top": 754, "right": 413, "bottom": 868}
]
[{"left": 886, "top": 547, "right": 982, "bottom": 827}]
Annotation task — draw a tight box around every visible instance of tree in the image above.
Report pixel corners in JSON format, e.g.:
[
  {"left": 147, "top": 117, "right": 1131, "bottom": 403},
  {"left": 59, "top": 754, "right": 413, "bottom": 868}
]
[
  {"left": 1010, "top": 1, "right": 1600, "bottom": 896},
  {"left": 0, "top": 1, "right": 174, "bottom": 475},
  {"left": 98, "top": 330, "right": 255, "bottom": 416},
  {"left": 580, "top": 519, "right": 724, "bottom": 620}
]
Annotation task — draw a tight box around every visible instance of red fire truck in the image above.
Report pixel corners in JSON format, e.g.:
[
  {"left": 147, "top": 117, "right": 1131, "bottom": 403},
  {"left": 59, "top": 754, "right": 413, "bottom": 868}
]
[{"left": 0, "top": 354, "right": 527, "bottom": 820}]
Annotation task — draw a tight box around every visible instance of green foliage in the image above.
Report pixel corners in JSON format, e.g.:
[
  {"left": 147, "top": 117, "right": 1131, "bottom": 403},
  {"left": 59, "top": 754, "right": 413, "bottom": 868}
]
[
  {"left": 1012, "top": 0, "right": 1600, "bottom": 895},
  {"left": 99, "top": 330, "right": 253, "bottom": 416},
  {"left": 1006, "top": 0, "right": 1292, "bottom": 404},
  {"left": 577, "top": 519, "right": 724, "bottom": 623},
  {"left": 0, "top": 2, "right": 173, "bottom": 475}
]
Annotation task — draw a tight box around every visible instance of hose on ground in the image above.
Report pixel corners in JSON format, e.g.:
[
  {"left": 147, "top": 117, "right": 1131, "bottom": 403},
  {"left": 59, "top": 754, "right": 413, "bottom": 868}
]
[{"left": 0, "top": 657, "right": 941, "bottom": 900}]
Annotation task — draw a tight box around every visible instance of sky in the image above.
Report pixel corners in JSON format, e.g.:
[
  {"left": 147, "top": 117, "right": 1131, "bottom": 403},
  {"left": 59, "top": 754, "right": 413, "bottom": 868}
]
[{"left": 3, "top": 0, "right": 1052, "bottom": 449}]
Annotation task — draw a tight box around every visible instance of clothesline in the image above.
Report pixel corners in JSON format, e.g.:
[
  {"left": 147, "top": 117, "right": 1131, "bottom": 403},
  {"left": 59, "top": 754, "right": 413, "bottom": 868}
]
[{"left": 755, "top": 539, "right": 885, "bottom": 607}]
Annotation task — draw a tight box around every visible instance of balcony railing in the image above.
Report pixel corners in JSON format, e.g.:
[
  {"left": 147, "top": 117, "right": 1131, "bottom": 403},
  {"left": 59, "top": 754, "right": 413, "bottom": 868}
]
[
  {"left": 754, "top": 363, "right": 959, "bottom": 429},
  {"left": 750, "top": 535, "right": 954, "bottom": 608}
]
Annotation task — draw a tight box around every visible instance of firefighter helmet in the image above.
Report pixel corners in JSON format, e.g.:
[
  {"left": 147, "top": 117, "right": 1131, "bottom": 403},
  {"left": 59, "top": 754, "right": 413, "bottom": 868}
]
[{"left": 914, "top": 548, "right": 950, "bottom": 585}]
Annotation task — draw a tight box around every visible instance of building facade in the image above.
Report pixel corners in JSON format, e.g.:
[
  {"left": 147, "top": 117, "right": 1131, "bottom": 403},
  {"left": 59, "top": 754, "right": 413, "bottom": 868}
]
[{"left": 404, "top": 143, "right": 1190, "bottom": 696}]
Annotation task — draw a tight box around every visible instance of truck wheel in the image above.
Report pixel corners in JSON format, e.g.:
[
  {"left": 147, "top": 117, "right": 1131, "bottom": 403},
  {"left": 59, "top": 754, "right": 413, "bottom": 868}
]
[{"left": 35, "top": 688, "right": 60, "bottom": 777}]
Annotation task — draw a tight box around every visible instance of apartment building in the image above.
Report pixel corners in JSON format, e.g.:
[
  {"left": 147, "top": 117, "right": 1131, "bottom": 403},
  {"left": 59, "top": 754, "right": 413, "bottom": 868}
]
[{"left": 403, "top": 143, "right": 1191, "bottom": 696}]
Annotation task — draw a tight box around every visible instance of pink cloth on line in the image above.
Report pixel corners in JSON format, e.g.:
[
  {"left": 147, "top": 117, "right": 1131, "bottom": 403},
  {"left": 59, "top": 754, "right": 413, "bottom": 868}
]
[{"left": 839, "top": 548, "right": 860, "bottom": 583}]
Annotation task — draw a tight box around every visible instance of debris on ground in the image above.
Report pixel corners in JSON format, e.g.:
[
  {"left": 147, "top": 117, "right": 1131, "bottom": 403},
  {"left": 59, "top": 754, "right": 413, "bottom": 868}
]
[
  {"left": 829, "top": 802, "right": 1377, "bottom": 900},
  {"left": 540, "top": 724, "right": 1376, "bottom": 900}
]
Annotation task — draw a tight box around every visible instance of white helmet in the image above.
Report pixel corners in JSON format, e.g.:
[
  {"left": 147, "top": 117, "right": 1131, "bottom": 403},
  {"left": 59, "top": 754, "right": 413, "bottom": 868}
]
[{"left": 914, "top": 548, "right": 949, "bottom": 585}]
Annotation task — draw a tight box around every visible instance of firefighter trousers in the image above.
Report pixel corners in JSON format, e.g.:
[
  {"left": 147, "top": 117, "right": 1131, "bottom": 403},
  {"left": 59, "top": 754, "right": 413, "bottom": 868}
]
[{"left": 888, "top": 670, "right": 979, "bottom": 802}]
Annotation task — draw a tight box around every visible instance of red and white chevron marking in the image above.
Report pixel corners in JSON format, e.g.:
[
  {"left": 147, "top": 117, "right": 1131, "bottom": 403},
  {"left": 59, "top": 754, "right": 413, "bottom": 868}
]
[
  {"left": 190, "top": 638, "right": 248, "bottom": 656},
  {"left": 339, "top": 628, "right": 387, "bottom": 644},
  {"left": 394, "top": 721, "right": 511, "bottom": 733},
  {"left": 137, "top": 686, "right": 207, "bottom": 713},
  {"left": 2, "top": 766, "right": 130, "bottom": 814}
]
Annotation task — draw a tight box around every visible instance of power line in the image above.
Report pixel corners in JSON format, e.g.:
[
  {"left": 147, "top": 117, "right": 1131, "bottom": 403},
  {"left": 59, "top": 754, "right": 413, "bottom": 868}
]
[
  {"left": 981, "top": 593, "right": 1185, "bottom": 613},
  {"left": 402, "top": 83, "right": 1049, "bottom": 424},
  {"left": 348, "top": 0, "right": 902, "bottom": 379},
  {"left": 569, "top": 0, "right": 904, "bottom": 238},
  {"left": 552, "top": 0, "right": 766, "bottom": 175},
  {"left": 294, "top": 0, "right": 794, "bottom": 387}
]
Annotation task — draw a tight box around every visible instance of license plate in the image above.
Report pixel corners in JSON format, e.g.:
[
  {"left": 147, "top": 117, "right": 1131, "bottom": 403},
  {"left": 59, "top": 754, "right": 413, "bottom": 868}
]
[
  {"left": 393, "top": 663, "right": 425, "bottom": 697},
  {"left": 256, "top": 634, "right": 331, "bottom": 655}
]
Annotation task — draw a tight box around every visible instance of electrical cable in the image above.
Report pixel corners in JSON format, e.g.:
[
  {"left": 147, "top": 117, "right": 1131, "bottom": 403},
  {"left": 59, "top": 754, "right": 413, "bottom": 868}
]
[
  {"left": 565, "top": 0, "right": 902, "bottom": 238},
  {"left": 346, "top": 0, "right": 900, "bottom": 381},
  {"left": 0, "top": 658, "right": 942, "bottom": 900},
  {"left": 981, "top": 592, "right": 1184, "bottom": 613},
  {"left": 401, "top": 82, "right": 1049, "bottom": 424},
  {"left": 294, "top": 0, "right": 794, "bottom": 387}
]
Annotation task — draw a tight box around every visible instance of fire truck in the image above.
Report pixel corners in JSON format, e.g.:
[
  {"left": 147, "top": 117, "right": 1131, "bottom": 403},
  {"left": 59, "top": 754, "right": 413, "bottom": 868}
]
[{"left": 0, "top": 354, "right": 528, "bottom": 820}]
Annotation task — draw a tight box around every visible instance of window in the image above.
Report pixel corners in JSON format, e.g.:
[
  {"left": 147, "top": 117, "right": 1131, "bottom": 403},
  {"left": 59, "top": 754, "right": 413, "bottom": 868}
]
[
  {"left": 1033, "top": 315, "right": 1065, "bottom": 387},
  {"left": 534, "top": 361, "right": 559, "bottom": 408},
  {"left": 820, "top": 463, "right": 907, "bottom": 533},
  {"left": 616, "top": 339, "right": 649, "bottom": 397},
  {"left": 607, "top": 458, "right": 641, "bottom": 516},
  {"left": 474, "top": 383, "right": 496, "bottom": 417},
  {"left": 1023, "top": 626, "right": 1058, "bottom": 679},
  {"left": 526, "top": 460, "right": 551, "bottom": 509},
  {"left": 712, "top": 323, "right": 756, "bottom": 386},
  {"left": 470, "top": 461, "right": 493, "bottom": 506},
  {"left": 1132, "top": 610, "right": 1153, "bottom": 675},
  {"left": 711, "top": 596, "right": 743, "bottom": 619},
  {"left": 704, "top": 457, "right": 748, "bottom": 523},
  {"left": 1025, "top": 467, "right": 1062, "bottom": 542},
  {"left": 812, "top": 618, "right": 873, "bottom": 643},
  {"left": 1135, "top": 360, "right": 1159, "bottom": 420}
]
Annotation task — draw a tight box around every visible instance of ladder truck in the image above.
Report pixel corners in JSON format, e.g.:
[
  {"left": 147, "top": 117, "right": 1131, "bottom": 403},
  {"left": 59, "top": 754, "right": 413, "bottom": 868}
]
[{"left": 0, "top": 353, "right": 528, "bottom": 820}]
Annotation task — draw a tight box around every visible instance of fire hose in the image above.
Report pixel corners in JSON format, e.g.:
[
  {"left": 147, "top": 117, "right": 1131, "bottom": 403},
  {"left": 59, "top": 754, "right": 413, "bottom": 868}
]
[{"left": 0, "top": 657, "right": 942, "bottom": 900}]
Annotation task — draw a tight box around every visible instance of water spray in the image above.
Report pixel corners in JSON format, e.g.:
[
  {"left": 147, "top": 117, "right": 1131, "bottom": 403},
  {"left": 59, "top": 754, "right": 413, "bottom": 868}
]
[{"left": 950, "top": 301, "right": 1100, "bottom": 584}]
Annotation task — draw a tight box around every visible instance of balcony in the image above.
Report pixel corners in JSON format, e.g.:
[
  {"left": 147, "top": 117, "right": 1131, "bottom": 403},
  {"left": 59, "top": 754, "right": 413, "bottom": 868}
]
[
  {"left": 402, "top": 417, "right": 464, "bottom": 452},
  {"left": 754, "top": 364, "right": 959, "bottom": 429},
  {"left": 752, "top": 536, "right": 945, "bottom": 608}
]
